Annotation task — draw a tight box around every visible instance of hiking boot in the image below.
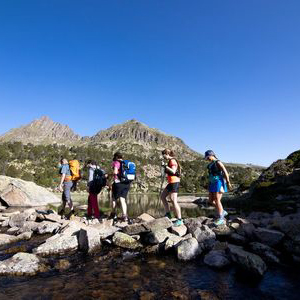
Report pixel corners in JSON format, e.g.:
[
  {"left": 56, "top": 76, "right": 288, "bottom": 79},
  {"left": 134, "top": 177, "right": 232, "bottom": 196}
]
[
  {"left": 109, "top": 212, "right": 117, "bottom": 220},
  {"left": 221, "top": 210, "right": 228, "bottom": 218},
  {"left": 58, "top": 208, "right": 65, "bottom": 216},
  {"left": 214, "top": 218, "right": 225, "bottom": 226},
  {"left": 66, "top": 209, "right": 75, "bottom": 220},
  {"left": 173, "top": 219, "right": 183, "bottom": 227},
  {"left": 164, "top": 212, "right": 172, "bottom": 219}
]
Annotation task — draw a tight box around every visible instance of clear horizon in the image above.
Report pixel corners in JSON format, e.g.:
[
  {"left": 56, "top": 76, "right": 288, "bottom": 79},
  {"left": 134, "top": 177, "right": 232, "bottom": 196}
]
[{"left": 0, "top": 1, "right": 299, "bottom": 167}]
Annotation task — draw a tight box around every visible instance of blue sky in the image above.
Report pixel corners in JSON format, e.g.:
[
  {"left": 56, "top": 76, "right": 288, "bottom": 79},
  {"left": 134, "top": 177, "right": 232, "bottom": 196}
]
[{"left": 0, "top": 0, "right": 299, "bottom": 166}]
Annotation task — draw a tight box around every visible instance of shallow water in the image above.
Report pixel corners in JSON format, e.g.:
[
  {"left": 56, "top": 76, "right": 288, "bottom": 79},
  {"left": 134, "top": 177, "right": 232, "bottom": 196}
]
[
  {"left": 1, "top": 194, "right": 299, "bottom": 299},
  {"left": 0, "top": 247, "right": 299, "bottom": 300}
]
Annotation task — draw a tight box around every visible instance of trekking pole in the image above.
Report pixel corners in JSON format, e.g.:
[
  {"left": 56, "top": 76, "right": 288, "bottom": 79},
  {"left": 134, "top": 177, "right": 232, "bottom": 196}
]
[{"left": 155, "top": 161, "right": 166, "bottom": 211}]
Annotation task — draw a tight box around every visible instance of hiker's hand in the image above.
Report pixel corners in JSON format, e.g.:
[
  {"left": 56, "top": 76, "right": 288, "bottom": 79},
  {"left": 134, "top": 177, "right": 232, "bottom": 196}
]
[
  {"left": 58, "top": 184, "right": 63, "bottom": 192},
  {"left": 227, "top": 182, "right": 233, "bottom": 191},
  {"left": 161, "top": 161, "right": 166, "bottom": 166}
]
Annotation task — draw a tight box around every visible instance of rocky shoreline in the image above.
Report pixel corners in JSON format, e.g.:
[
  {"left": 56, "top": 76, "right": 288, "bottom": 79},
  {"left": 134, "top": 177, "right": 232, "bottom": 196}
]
[{"left": 0, "top": 207, "right": 299, "bottom": 277}]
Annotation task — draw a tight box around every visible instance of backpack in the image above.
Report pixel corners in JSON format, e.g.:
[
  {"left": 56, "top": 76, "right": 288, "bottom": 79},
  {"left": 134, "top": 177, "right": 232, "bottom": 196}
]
[
  {"left": 69, "top": 160, "right": 81, "bottom": 181},
  {"left": 119, "top": 160, "right": 136, "bottom": 183},
  {"left": 89, "top": 168, "right": 106, "bottom": 194}
]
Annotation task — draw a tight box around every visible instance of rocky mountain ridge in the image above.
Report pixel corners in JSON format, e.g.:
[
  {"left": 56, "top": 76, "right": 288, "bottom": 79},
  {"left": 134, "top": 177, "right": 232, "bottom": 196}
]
[{"left": 0, "top": 116, "right": 200, "bottom": 160}]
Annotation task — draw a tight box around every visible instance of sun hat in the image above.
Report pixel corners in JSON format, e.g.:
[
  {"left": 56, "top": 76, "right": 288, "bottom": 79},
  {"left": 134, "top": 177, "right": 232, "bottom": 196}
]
[{"left": 204, "top": 150, "right": 217, "bottom": 159}]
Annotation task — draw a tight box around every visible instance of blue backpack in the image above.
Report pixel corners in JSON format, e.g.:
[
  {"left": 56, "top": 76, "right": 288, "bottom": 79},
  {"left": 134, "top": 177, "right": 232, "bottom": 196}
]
[{"left": 119, "top": 160, "right": 136, "bottom": 183}]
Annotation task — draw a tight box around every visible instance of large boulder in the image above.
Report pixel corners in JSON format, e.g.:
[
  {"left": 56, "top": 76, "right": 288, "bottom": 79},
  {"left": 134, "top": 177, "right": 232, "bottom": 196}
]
[
  {"left": 176, "top": 237, "right": 201, "bottom": 261},
  {"left": 228, "top": 244, "right": 267, "bottom": 276},
  {"left": 0, "top": 253, "right": 47, "bottom": 275},
  {"left": 0, "top": 176, "right": 60, "bottom": 207}
]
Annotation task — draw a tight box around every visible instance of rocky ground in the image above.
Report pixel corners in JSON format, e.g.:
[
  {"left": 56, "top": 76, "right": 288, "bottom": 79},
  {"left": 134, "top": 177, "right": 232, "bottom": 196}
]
[{"left": 0, "top": 205, "right": 299, "bottom": 277}]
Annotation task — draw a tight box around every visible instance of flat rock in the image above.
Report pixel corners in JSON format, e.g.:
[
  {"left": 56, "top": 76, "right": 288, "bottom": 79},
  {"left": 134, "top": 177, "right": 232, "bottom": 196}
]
[
  {"left": 0, "top": 232, "right": 32, "bottom": 246},
  {"left": 170, "top": 224, "right": 187, "bottom": 237},
  {"left": 33, "top": 234, "right": 78, "bottom": 256},
  {"left": 253, "top": 227, "right": 284, "bottom": 247},
  {"left": 204, "top": 250, "right": 231, "bottom": 268},
  {"left": 176, "top": 237, "right": 201, "bottom": 261},
  {"left": 122, "top": 223, "right": 148, "bottom": 235},
  {"left": 228, "top": 244, "right": 267, "bottom": 276},
  {"left": 36, "top": 221, "right": 61, "bottom": 235},
  {"left": 144, "top": 229, "right": 170, "bottom": 244},
  {"left": 112, "top": 232, "right": 143, "bottom": 250},
  {"left": 8, "top": 208, "right": 37, "bottom": 228},
  {"left": 143, "top": 217, "right": 173, "bottom": 232},
  {"left": 38, "top": 213, "right": 65, "bottom": 224},
  {"left": 0, "top": 253, "right": 46, "bottom": 275},
  {"left": 91, "top": 223, "right": 119, "bottom": 239},
  {"left": 137, "top": 213, "right": 155, "bottom": 223},
  {"left": 0, "top": 175, "right": 60, "bottom": 207}
]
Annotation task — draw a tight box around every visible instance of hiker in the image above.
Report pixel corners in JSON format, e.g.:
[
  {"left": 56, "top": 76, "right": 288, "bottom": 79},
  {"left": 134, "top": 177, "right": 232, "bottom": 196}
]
[
  {"left": 86, "top": 160, "right": 106, "bottom": 219},
  {"left": 110, "top": 151, "right": 132, "bottom": 223},
  {"left": 161, "top": 149, "right": 183, "bottom": 226},
  {"left": 204, "top": 150, "right": 232, "bottom": 226},
  {"left": 58, "top": 158, "right": 75, "bottom": 218}
]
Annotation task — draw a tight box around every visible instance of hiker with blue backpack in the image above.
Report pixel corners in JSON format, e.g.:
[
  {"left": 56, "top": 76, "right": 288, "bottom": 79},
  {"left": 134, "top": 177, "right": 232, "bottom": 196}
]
[
  {"left": 86, "top": 160, "right": 107, "bottom": 219},
  {"left": 204, "top": 150, "right": 232, "bottom": 226},
  {"left": 109, "top": 151, "right": 135, "bottom": 223},
  {"left": 161, "top": 149, "right": 183, "bottom": 226}
]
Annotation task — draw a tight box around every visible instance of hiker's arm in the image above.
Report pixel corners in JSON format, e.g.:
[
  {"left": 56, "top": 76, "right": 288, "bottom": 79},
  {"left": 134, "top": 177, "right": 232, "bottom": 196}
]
[
  {"left": 59, "top": 173, "right": 66, "bottom": 192},
  {"left": 217, "top": 161, "right": 232, "bottom": 190}
]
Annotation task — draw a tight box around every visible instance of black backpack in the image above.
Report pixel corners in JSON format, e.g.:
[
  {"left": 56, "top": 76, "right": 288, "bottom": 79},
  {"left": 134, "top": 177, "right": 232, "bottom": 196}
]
[{"left": 89, "top": 168, "right": 106, "bottom": 194}]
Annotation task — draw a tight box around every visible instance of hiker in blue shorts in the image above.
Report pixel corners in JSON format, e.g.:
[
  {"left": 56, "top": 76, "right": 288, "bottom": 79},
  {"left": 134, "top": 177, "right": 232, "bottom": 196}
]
[{"left": 204, "top": 150, "right": 232, "bottom": 226}]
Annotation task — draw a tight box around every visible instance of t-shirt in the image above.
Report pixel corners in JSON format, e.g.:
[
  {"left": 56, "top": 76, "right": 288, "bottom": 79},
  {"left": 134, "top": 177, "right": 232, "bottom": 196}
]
[
  {"left": 112, "top": 160, "right": 121, "bottom": 183},
  {"left": 167, "top": 159, "right": 180, "bottom": 184},
  {"left": 60, "top": 164, "right": 71, "bottom": 176}
]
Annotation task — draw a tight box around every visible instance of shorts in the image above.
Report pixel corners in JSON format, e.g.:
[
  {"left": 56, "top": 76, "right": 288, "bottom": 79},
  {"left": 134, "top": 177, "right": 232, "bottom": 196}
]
[
  {"left": 209, "top": 177, "right": 228, "bottom": 193},
  {"left": 112, "top": 182, "right": 130, "bottom": 200},
  {"left": 166, "top": 182, "right": 180, "bottom": 193}
]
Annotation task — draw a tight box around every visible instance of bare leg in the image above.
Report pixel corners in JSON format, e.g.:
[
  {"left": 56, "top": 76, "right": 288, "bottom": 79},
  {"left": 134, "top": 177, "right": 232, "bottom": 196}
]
[
  {"left": 161, "top": 187, "right": 170, "bottom": 213},
  {"left": 215, "top": 192, "right": 224, "bottom": 217},
  {"left": 170, "top": 192, "right": 181, "bottom": 219},
  {"left": 209, "top": 192, "right": 216, "bottom": 206},
  {"left": 119, "top": 197, "right": 127, "bottom": 217}
]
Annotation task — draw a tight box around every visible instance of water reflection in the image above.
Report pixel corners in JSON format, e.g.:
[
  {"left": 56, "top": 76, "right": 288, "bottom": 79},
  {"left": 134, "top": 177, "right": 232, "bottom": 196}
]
[{"left": 96, "top": 193, "right": 214, "bottom": 218}]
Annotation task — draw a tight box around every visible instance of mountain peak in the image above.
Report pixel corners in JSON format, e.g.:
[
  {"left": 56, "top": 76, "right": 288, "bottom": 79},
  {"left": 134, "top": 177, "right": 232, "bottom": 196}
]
[{"left": 0, "top": 116, "right": 81, "bottom": 145}]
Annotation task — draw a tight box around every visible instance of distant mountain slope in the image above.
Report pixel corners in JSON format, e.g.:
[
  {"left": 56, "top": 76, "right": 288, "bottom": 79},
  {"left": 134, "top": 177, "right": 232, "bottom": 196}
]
[
  {"left": 88, "top": 119, "right": 200, "bottom": 160},
  {"left": 0, "top": 116, "right": 81, "bottom": 145}
]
